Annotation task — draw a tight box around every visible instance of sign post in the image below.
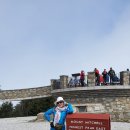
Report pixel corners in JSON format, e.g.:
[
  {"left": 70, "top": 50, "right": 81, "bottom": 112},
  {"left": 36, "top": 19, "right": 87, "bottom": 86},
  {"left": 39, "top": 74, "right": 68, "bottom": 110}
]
[{"left": 66, "top": 113, "right": 111, "bottom": 130}]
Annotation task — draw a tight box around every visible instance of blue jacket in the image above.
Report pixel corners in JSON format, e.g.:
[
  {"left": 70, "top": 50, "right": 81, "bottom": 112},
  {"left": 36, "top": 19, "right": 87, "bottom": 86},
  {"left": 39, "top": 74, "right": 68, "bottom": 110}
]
[{"left": 44, "top": 103, "right": 73, "bottom": 130}]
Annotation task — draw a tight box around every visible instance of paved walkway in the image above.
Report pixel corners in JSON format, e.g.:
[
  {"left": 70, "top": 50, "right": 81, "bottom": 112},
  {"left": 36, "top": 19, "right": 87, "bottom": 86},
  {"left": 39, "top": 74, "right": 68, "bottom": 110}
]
[{"left": 0, "top": 116, "right": 130, "bottom": 130}]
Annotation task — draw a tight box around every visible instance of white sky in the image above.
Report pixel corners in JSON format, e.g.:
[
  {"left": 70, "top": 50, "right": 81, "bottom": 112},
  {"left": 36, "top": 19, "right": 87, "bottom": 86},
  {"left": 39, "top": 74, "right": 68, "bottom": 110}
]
[{"left": 0, "top": 0, "right": 130, "bottom": 90}]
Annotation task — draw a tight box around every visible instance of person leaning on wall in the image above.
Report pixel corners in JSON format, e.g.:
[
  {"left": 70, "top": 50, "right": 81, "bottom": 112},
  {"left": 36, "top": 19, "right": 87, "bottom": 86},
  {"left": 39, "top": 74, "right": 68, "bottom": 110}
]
[{"left": 44, "top": 97, "right": 74, "bottom": 130}]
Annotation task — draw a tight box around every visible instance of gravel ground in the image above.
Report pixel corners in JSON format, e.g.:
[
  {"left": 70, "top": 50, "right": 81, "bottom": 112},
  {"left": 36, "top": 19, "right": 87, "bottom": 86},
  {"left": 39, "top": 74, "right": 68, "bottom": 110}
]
[{"left": 0, "top": 116, "right": 130, "bottom": 130}]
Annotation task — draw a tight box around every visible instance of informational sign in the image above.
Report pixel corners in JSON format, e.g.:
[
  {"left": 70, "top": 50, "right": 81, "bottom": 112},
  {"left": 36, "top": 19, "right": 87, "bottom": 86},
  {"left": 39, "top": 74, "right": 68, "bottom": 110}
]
[{"left": 66, "top": 113, "right": 110, "bottom": 130}]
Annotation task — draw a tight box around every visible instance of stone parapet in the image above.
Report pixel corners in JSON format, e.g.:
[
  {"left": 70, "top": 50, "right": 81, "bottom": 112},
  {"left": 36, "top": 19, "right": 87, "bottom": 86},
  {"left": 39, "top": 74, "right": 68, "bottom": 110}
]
[
  {"left": 0, "top": 86, "right": 51, "bottom": 101},
  {"left": 120, "top": 71, "right": 130, "bottom": 85},
  {"left": 87, "top": 72, "right": 95, "bottom": 86},
  {"left": 60, "top": 75, "right": 68, "bottom": 89},
  {"left": 51, "top": 79, "right": 60, "bottom": 90},
  {"left": 51, "top": 86, "right": 130, "bottom": 98}
]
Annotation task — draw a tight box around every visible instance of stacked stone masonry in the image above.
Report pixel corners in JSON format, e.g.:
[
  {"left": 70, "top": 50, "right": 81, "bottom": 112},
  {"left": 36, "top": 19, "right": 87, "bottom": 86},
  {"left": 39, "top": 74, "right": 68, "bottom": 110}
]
[
  {"left": 87, "top": 72, "right": 95, "bottom": 86},
  {"left": 51, "top": 86, "right": 130, "bottom": 122},
  {"left": 120, "top": 71, "right": 130, "bottom": 85},
  {"left": 0, "top": 86, "right": 51, "bottom": 100},
  {"left": 69, "top": 97, "right": 130, "bottom": 122}
]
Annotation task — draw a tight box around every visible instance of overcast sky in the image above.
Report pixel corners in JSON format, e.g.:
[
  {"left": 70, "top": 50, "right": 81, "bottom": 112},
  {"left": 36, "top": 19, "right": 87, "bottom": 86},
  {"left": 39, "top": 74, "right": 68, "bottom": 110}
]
[{"left": 0, "top": 0, "right": 130, "bottom": 90}]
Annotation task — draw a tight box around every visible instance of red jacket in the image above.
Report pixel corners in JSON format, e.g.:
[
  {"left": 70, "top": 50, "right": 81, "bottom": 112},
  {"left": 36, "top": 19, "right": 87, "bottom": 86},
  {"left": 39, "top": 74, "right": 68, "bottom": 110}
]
[
  {"left": 95, "top": 70, "right": 99, "bottom": 75},
  {"left": 80, "top": 71, "right": 85, "bottom": 80},
  {"left": 99, "top": 75, "right": 104, "bottom": 83}
]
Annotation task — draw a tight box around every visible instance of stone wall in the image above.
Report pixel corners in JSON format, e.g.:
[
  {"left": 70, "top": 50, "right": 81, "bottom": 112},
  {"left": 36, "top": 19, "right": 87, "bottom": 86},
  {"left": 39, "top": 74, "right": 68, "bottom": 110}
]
[
  {"left": 51, "top": 86, "right": 130, "bottom": 122},
  {"left": 87, "top": 72, "right": 95, "bottom": 86},
  {"left": 0, "top": 86, "right": 51, "bottom": 101},
  {"left": 60, "top": 75, "right": 68, "bottom": 89},
  {"left": 120, "top": 71, "right": 130, "bottom": 85},
  {"left": 68, "top": 97, "right": 130, "bottom": 122},
  {"left": 51, "top": 75, "right": 69, "bottom": 90},
  {"left": 51, "top": 79, "right": 60, "bottom": 90}
]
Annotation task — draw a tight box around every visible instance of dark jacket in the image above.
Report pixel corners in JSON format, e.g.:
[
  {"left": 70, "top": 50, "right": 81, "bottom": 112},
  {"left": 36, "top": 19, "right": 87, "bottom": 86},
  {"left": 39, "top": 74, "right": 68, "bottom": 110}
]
[{"left": 108, "top": 69, "right": 115, "bottom": 77}]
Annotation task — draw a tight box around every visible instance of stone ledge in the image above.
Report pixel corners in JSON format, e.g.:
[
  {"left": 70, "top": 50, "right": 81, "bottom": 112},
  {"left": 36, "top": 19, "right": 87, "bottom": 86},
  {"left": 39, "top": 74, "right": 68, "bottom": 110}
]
[
  {"left": 51, "top": 85, "right": 130, "bottom": 93},
  {"left": 0, "top": 95, "right": 52, "bottom": 101}
]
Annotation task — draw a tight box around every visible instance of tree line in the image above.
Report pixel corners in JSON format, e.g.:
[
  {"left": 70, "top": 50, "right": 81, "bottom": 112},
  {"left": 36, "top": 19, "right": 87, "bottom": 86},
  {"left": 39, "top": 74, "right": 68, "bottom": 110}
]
[{"left": 0, "top": 97, "right": 54, "bottom": 118}]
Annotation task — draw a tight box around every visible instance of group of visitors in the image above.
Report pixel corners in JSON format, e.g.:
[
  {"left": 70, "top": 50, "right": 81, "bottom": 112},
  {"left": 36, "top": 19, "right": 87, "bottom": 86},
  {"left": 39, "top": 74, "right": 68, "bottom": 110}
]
[
  {"left": 68, "top": 67, "right": 121, "bottom": 87},
  {"left": 68, "top": 67, "right": 120, "bottom": 87},
  {"left": 94, "top": 67, "right": 120, "bottom": 86}
]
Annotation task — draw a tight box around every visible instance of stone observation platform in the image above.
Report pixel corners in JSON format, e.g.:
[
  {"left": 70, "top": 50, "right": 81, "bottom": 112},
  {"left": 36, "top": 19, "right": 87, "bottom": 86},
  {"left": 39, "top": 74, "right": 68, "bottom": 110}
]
[{"left": 0, "top": 70, "right": 130, "bottom": 122}]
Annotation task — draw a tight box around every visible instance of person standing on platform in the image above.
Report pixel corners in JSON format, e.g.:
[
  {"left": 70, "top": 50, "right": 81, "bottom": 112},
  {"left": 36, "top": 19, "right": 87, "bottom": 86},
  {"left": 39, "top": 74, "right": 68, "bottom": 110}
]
[
  {"left": 94, "top": 68, "right": 100, "bottom": 86},
  {"left": 102, "top": 69, "right": 108, "bottom": 85},
  {"left": 80, "top": 70, "right": 85, "bottom": 86},
  {"left": 108, "top": 67, "right": 115, "bottom": 85}
]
